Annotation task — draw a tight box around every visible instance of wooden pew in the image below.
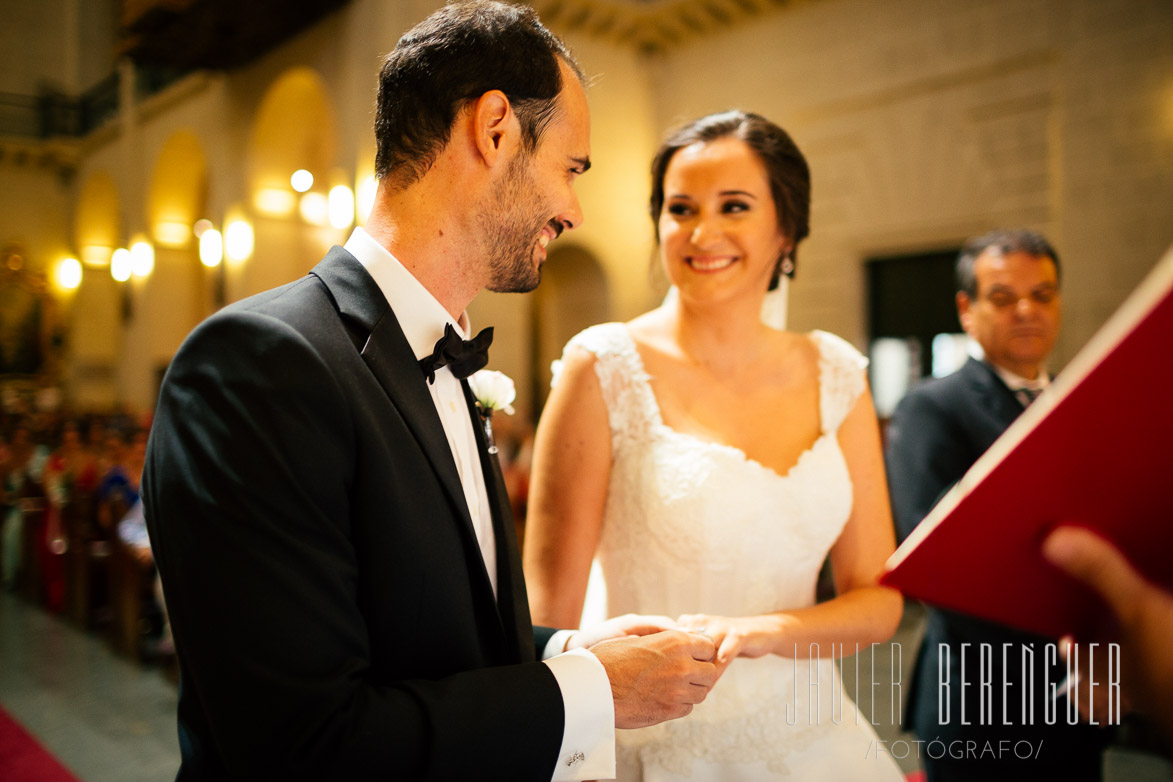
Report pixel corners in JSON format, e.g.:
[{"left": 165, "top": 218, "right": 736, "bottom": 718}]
[{"left": 62, "top": 493, "right": 111, "bottom": 629}]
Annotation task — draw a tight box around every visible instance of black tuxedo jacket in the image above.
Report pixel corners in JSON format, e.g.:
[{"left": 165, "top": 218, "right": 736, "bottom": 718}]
[
  {"left": 143, "top": 247, "right": 564, "bottom": 780},
  {"left": 885, "top": 357, "right": 1104, "bottom": 777}
]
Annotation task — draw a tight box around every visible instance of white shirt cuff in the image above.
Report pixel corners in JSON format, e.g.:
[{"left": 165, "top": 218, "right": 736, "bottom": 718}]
[
  {"left": 542, "top": 647, "right": 616, "bottom": 781},
  {"left": 542, "top": 629, "right": 575, "bottom": 660}
]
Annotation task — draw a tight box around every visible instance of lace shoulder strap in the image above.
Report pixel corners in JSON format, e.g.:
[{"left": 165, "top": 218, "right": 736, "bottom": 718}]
[
  {"left": 551, "top": 323, "right": 657, "bottom": 444},
  {"left": 812, "top": 330, "right": 868, "bottom": 433}
]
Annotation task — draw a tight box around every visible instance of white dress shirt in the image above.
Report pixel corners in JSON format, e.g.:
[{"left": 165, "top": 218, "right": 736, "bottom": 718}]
[{"left": 344, "top": 228, "right": 615, "bottom": 780}]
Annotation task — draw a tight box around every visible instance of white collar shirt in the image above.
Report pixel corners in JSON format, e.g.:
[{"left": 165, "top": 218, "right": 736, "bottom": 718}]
[
  {"left": 991, "top": 362, "right": 1051, "bottom": 407},
  {"left": 344, "top": 227, "right": 497, "bottom": 597}
]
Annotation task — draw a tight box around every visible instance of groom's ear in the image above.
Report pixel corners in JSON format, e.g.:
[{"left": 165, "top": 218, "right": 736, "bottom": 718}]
[{"left": 470, "top": 90, "right": 520, "bottom": 169}]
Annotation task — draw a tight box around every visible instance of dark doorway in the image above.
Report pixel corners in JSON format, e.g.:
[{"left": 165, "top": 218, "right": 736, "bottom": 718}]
[{"left": 867, "top": 249, "right": 961, "bottom": 380}]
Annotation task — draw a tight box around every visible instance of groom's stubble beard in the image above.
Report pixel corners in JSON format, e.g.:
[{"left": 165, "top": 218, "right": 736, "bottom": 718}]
[{"left": 481, "top": 151, "right": 552, "bottom": 294}]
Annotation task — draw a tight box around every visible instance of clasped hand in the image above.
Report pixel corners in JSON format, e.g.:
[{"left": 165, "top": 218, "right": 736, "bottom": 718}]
[
  {"left": 676, "top": 613, "right": 780, "bottom": 676},
  {"left": 567, "top": 614, "right": 718, "bottom": 729},
  {"left": 567, "top": 613, "right": 782, "bottom": 728}
]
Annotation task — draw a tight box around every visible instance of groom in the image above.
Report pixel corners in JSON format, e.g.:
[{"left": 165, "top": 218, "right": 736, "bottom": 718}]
[{"left": 142, "top": 3, "right": 716, "bottom": 780}]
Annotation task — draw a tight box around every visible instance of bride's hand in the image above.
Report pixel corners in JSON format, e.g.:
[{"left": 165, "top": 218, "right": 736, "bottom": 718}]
[
  {"left": 566, "top": 613, "right": 677, "bottom": 651},
  {"left": 676, "top": 614, "right": 779, "bottom": 677}
]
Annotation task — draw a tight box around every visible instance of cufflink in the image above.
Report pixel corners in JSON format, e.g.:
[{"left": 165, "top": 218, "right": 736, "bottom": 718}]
[{"left": 565, "top": 751, "right": 585, "bottom": 766}]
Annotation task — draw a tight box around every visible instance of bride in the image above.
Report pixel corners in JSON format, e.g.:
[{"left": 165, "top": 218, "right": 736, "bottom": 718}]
[{"left": 524, "top": 111, "right": 904, "bottom": 780}]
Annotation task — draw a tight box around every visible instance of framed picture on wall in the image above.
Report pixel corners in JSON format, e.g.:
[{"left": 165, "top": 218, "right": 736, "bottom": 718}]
[{"left": 0, "top": 245, "right": 61, "bottom": 399}]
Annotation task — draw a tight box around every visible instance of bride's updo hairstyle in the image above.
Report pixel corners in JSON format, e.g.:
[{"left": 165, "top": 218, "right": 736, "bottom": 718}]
[{"left": 648, "top": 110, "right": 810, "bottom": 289}]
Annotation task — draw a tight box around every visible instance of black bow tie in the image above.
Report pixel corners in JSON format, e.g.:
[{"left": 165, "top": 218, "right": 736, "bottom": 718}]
[{"left": 419, "top": 323, "right": 493, "bottom": 383}]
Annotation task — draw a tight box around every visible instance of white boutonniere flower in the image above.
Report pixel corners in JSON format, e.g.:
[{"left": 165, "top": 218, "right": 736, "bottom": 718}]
[
  {"left": 468, "top": 370, "right": 516, "bottom": 416},
  {"left": 468, "top": 370, "right": 515, "bottom": 454}
]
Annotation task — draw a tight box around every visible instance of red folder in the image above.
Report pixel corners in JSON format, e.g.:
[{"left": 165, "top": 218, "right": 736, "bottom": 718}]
[{"left": 881, "top": 245, "right": 1173, "bottom": 640}]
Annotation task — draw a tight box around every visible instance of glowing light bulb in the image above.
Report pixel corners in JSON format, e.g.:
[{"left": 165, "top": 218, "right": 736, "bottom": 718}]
[
  {"left": 111, "top": 248, "right": 132, "bottom": 282},
  {"left": 291, "top": 169, "right": 314, "bottom": 193},
  {"left": 57, "top": 257, "right": 82, "bottom": 289},
  {"left": 328, "top": 185, "right": 355, "bottom": 230},
  {"left": 299, "top": 192, "right": 329, "bottom": 225},
  {"left": 200, "top": 228, "right": 223, "bottom": 267},
  {"left": 130, "top": 240, "right": 154, "bottom": 278},
  {"left": 225, "top": 220, "right": 254, "bottom": 262}
]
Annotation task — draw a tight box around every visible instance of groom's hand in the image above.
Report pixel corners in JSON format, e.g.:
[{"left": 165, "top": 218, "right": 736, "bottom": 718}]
[{"left": 590, "top": 630, "right": 717, "bottom": 728}]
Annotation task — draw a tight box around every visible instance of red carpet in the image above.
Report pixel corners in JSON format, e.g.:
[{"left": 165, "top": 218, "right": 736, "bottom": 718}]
[{"left": 0, "top": 704, "right": 80, "bottom": 782}]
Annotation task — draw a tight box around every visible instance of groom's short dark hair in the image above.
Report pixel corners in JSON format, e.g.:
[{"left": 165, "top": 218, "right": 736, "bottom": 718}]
[{"left": 375, "top": 0, "right": 582, "bottom": 188}]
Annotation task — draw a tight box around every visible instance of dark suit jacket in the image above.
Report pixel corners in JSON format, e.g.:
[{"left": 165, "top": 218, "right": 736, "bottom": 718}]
[
  {"left": 143, "top": 247, "right": 565, "bottom": 780},
  {"left": 885, "top": 357, "right": 1105, "bottom": 778}
]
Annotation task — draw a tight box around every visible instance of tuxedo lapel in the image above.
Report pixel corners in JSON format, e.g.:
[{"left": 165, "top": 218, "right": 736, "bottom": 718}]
[
  {"left": 462, "top": 381, "right": 534, "bottom": 663},
  {"left": 310, "top": 249, "right": 490, "bottom": 591},
  {"left": 962, "top": 357, "right": 1023, "bottom": 430}
]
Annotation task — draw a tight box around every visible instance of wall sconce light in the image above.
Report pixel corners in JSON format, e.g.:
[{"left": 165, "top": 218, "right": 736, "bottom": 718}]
[
  {"left": 328, "top": 185, "right": 355, "bottom": 230},
  {"left": 200, "top": 228, "right": 224, "bottom": 267},
  {"left": 254, "top": 188, "right": 296, "bottom": 217},
  {"left": 225, "top": 219, "right": 254, "bottom": 262},
  {"left": 111, "top": 248, "right": 132, "bottom": 282},
  {"left": 299, "top": 192, "right": 329, "bottom": 225},
  {"left": 56, "top": 257, "right": 82, "bottom": 290},
  {"left": 80, "top": 245, "right": 112, "bottom": 267},
  {"left": 291, "top": 169, "right": 314, "bottom": 193},
  {"left": 154, "top": 220, "right": 191, "bottom": 248},
  {"left": 130, "top": 239, "right": 155, "bottom": 278},
  {"left": 110, "top": 246, "right": 134, "bottom": 321}
]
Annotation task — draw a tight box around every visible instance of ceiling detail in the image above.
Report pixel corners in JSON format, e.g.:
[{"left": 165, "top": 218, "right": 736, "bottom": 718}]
[
  {"left": 118, "top": 0, "right": 352, "bottom": 70},
  {"left": 116, "top": 0, "right": 796, "bottom": 68},
  {"left": 533, "top": 0, "right": 795, "bottom": 55}
]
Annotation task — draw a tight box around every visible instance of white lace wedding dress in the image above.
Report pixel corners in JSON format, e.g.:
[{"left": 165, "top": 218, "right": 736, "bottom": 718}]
[{"left": 555, "top": 323, "right": 903, "bottom": 781}]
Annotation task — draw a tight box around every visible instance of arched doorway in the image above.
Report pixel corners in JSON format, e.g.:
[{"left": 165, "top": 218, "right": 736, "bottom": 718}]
[
  {"left": 530, "top": 244, "right": 610, "bottom": 416},
  {"left": 136, "top": 129, "right": 210, "bottom": 408},
  {"left": 245, "top": 66, "right": 340, "bottom": 297}
]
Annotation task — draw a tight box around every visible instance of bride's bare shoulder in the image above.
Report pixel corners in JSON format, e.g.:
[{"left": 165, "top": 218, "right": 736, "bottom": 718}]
[
  {"left": 757, "top": 328, "right": 823, "bottom": 386},
  {"left": 624, "top": 308, "right": 676, "bottom": 352}
]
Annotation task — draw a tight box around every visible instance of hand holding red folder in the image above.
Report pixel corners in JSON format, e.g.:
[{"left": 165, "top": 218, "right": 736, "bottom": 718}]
[{"left": 1044, "top": 526, "right": 1173, "bottom": 747}]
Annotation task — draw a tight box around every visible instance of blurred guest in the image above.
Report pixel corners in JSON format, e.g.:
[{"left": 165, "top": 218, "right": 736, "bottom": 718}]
[
  {"left": 40, "top": 420, "right": 99, "bottom": 611},
  {"left": 117, "top": 497, "right": 173, "bottom": 656},
  {"left": 95, "top": 427, "right": 146, "bottom": 534},
  {"left": 50, "top": 419, "right": 99, "bottom": 492},
  {"left": 0, "top": 429, "right": 10, "bottom": 586},
  {"left": 1, "top": 421, "right": 48, "bottom": 588},
  {"left": 885, "top": 229, "right": 1107, "bottom": 780},
  {"left": 84, "top": 416, "right": 105, "bottom": 465}
]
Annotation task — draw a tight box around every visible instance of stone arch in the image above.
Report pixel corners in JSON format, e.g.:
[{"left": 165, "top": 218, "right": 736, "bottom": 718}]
[
  {"left": 247, "top": 66, "right": 338, "bottom": 216},
  {"left": 74, "top": 170, "right": 121, "bottom": 264},
  {"left": 147, "top": 129, "right": 207, "bottom": 247},
  {"left": 531, "top": 244, "right": 611, "bottom": 413}
]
